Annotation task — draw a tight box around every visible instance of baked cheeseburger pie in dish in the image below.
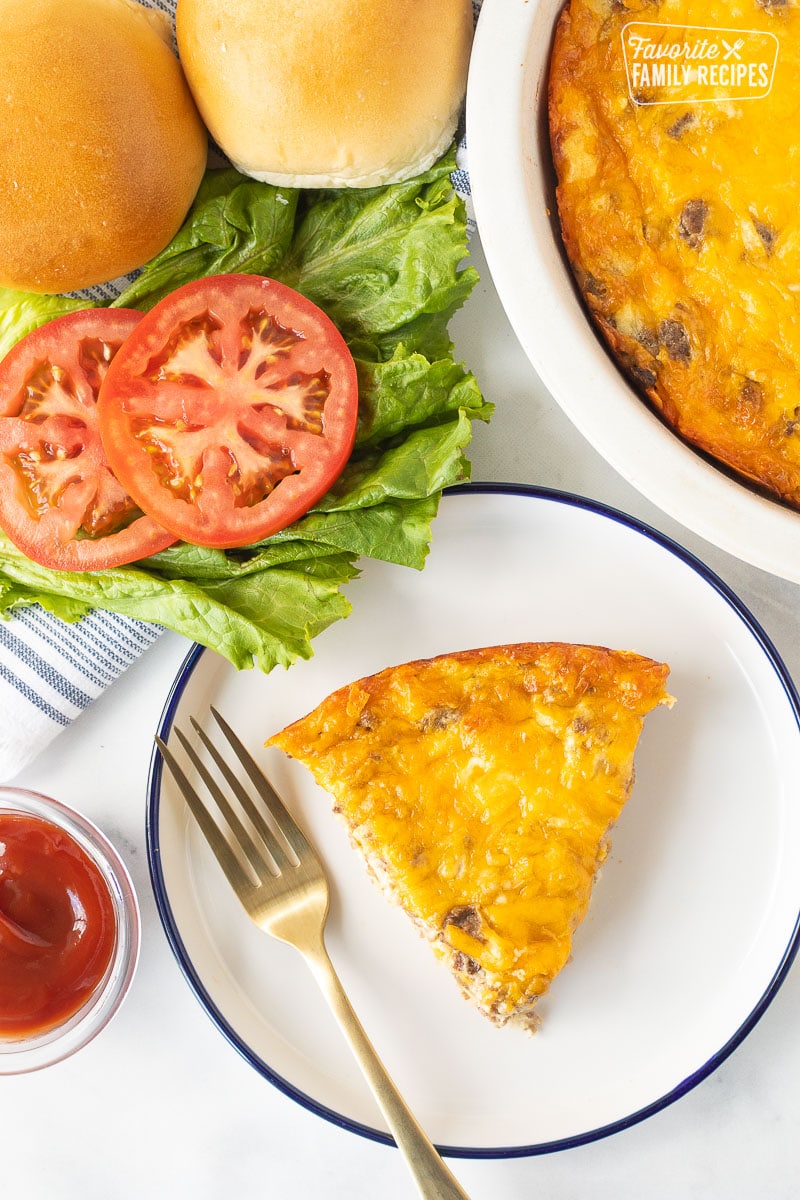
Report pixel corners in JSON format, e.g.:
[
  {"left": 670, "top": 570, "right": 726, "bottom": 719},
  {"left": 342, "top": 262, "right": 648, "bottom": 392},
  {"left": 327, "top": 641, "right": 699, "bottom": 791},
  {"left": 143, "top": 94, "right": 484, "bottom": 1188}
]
[
  {"left": 549, "top": 0, "right": 800, "bottom": 510},
  {"left": 468, "top": 0, "right": 800, "bottom": 579}
]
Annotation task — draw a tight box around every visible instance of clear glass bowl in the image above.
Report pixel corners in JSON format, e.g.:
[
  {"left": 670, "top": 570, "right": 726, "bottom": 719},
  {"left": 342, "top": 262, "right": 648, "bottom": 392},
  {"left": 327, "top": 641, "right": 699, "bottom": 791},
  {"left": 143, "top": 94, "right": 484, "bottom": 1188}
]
[{"left": 0, "top": 786, "right": 140, "bottom": 1073}]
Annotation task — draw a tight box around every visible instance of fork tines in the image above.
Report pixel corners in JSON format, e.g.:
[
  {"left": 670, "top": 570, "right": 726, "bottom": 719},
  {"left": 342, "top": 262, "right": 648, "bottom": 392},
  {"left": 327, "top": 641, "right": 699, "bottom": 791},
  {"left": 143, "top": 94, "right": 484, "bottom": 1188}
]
[{"left": 155, "top": 707, "right": 311, "bottom": 887}]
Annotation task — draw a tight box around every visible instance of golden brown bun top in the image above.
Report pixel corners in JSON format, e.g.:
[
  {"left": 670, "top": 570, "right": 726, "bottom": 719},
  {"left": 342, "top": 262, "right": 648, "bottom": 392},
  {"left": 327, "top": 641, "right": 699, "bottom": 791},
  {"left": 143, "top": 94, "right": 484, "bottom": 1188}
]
[
  {"left": 0, "top": 0, "right": 208, "bottom": 294},
  {"left": 176, "top": 0, "right": 473, "bottom": 187}
]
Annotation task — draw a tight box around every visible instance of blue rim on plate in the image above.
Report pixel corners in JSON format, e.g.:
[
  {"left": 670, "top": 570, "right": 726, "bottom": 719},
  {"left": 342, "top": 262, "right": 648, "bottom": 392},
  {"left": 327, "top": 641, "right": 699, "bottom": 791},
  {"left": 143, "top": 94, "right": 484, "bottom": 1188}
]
[{"left": 146, "top": 482, "right": 800, "bottom": 1158}]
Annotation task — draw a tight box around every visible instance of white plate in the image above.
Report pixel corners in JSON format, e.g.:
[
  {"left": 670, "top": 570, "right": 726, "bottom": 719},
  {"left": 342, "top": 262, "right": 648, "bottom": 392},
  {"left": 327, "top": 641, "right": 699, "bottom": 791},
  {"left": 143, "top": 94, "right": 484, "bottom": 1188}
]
[
  {"left": 466, "top": 1, "right": 800, "bottom": 583},
  {"left": 147, "top": 486, "right": 800, "bottom": 1155}
]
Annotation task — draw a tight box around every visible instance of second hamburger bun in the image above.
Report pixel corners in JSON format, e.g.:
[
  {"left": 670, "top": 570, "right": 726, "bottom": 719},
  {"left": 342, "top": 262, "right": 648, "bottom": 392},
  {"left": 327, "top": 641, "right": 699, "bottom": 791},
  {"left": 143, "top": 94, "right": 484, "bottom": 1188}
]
[
  {"left": 176, "top": 0, "right": 473, "bottom": 188},
  {"left": 0, "top": 0, "right": 208, "bottom": 294}
]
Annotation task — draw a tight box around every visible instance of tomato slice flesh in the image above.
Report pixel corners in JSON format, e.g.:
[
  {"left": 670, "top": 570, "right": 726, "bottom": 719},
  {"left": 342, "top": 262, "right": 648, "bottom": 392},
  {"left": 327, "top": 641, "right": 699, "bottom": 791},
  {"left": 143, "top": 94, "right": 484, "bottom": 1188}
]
[
  {"left": 0, "top": 309, "right": 176, "bottom": 571},
  {"left": 97, "top": 275, "right": 359, "bottom": 548}
]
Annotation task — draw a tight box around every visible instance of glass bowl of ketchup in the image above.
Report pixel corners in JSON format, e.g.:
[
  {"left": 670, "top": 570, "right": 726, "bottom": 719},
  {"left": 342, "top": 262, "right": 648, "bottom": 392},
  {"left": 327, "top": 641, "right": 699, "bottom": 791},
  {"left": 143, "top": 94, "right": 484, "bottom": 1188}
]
[{"left": 0, "top": 786, "right": 140, "bottom": 1073}]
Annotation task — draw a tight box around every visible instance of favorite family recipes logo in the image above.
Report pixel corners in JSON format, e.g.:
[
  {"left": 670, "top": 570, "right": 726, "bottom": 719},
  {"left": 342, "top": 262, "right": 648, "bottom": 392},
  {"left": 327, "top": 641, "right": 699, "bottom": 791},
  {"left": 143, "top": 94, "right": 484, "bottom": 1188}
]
[{"left": 622, "top": 22, "right": 779, "bottom": 105}]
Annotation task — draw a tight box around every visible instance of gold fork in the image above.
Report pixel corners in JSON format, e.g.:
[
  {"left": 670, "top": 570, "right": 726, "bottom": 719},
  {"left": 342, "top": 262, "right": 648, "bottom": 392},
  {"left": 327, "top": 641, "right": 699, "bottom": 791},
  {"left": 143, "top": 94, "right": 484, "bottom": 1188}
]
[{"left": 156, "top": 707, "right": 474, "bottom": 1200}]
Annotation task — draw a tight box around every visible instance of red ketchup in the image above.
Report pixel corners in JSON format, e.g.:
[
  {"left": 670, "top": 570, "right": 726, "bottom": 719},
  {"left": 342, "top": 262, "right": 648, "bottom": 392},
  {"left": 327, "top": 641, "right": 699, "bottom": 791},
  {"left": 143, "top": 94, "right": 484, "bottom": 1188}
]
[{"left": 0, "top": 813, "right": 117, "bottom": 1038}]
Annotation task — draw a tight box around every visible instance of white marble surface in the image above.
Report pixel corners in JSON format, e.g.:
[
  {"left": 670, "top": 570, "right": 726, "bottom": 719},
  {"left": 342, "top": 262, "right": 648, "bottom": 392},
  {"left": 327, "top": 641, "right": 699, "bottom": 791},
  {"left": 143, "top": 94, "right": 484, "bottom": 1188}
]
[{"left": 5, "top": 233, "right": 800, "bottom": 1198}]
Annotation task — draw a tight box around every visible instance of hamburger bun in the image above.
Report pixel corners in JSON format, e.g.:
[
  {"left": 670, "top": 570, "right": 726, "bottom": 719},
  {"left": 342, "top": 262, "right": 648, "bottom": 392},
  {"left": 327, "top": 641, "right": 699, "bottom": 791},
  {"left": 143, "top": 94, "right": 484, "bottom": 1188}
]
[
  {"left": 176, "top": 0, "right": 473, "bottom": 188},
  {"left": 0, "top": 0, "right": 208, "bottom": 294}
]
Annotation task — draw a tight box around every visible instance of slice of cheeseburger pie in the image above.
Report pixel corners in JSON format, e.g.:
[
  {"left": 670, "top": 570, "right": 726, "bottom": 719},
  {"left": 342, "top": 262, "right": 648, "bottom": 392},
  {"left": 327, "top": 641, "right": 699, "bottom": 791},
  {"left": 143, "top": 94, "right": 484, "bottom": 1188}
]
[{"left": 268, "top": 642, "right": 673, "bottom": 1031}]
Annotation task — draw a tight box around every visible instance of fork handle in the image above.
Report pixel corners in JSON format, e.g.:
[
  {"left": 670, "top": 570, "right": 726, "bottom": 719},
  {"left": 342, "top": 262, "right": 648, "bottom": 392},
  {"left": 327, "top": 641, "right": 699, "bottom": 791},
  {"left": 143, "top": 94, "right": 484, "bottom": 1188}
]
[{"left": 305, "top": 942, "right": 474, "bottom": 1200}]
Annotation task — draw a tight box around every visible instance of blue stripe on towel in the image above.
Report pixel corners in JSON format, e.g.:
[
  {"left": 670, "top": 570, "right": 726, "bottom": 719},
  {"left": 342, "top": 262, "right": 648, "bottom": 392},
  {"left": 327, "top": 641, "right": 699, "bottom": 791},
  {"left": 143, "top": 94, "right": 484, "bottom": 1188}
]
[
  {"left": 101, "top": 612, "right": 162, "bottom": 655},
  {"left": 0, "top": 658, "right": 71, "bottom": 725},
  {"left": 105, "top": 612, "right": 160, "bottom": 648},
  {"left": 18, "top": 607, "right": 122, "bottom": 679},
  {"left": 0, "top": 623, "right": 92, "bottom": 710},
  {"left": 15, "top": 608, "right": 118, "bottom": 688},
  {"left": 24, "top": 610, "right": 143, "bottom": 677},
  {"left": 82, "top": 619, "right": 153, "bottom": 671}
]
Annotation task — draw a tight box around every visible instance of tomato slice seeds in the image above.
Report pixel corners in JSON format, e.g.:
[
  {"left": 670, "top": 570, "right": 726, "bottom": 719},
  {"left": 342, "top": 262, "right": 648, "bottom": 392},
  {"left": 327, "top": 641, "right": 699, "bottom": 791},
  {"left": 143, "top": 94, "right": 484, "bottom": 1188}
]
[
  {"left": 0, "top": 276, "right": 360, "bottom": 569},
  {"left": 97, "top": 275, "right": 359, "bottom": 549},
  {"left": 0, "top": 309, "right": 176, "bottom": 571}
]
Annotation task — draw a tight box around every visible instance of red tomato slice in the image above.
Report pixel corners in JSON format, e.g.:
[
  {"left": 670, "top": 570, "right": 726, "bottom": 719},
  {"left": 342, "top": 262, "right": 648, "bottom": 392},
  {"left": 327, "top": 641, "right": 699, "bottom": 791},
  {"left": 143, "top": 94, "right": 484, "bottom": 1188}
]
[
  {"left": 0, "top": 309, "right": 176, "bottom": 571},
  {"left": 97, "top": 274, "right": 359, "bottom": 548}
]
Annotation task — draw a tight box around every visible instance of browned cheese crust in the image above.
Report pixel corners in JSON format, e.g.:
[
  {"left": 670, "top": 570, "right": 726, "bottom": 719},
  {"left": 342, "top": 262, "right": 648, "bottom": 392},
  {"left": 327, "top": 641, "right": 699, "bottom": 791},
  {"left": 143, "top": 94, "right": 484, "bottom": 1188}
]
[
  {"left": 269, "top": 643, "right": 673, "bottom": 1031},
  {"left": 549, "top": 0, "right": 800, "bottom": 507}
]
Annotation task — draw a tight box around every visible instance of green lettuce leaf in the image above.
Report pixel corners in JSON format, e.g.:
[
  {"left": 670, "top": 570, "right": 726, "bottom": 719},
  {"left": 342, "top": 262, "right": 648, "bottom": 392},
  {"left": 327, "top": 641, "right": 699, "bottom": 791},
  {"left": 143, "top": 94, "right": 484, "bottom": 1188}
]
[
  {"left": 0, "top": 530, "right": 356, "bottom": 672},
  {"left": 268, "top": 496, "right": 441, "bottom": 568},
  {"left": 0, "top": 288, "right": 97, "bottom": 361},
  {"left": 112, "top": 169, "right": 299, "bottom": 312},
  {"left": 0, "top": 149, "right": 490, "bottom": 673},
  {"left": 354, "top": 350, "right": 490, "bottom": 448},
  {"left": 278, "top": 163, "right": 478, "bottom": 356}
]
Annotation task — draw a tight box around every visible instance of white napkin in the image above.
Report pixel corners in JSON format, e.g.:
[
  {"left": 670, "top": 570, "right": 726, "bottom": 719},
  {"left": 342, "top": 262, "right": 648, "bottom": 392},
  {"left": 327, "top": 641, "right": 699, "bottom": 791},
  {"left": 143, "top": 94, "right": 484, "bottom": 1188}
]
[{"left": 0, "top": 0, "right": 482, "bottom": 780}]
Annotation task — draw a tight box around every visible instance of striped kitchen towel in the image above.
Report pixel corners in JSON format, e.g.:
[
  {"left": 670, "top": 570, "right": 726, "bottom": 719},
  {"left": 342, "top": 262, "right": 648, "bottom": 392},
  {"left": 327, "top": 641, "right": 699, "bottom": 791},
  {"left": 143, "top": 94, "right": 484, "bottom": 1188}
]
[
  {"left": 0, "top": 0, "right": 482, "bottom": 779},
  {"left": 0, "top": 609, "right": 163, "bottom": 779}
]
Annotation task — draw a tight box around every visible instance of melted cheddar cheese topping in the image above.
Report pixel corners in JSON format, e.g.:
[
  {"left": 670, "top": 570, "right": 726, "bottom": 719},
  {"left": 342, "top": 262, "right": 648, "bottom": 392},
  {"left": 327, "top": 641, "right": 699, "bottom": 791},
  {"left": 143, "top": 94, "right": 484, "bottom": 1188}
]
[
  {"left": 550, "top": 0, "right": 800, "bottom": 506},
  {"left": 269, "top": 643, "right": 672, "bottom": 1029}
]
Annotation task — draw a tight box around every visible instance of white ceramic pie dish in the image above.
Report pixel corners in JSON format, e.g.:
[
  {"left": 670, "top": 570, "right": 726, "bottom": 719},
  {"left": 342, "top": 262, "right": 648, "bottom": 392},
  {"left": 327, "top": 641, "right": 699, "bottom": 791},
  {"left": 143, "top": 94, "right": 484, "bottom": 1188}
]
[{"left": 466, "top": 0, "right": 800, "bottom": 582}]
